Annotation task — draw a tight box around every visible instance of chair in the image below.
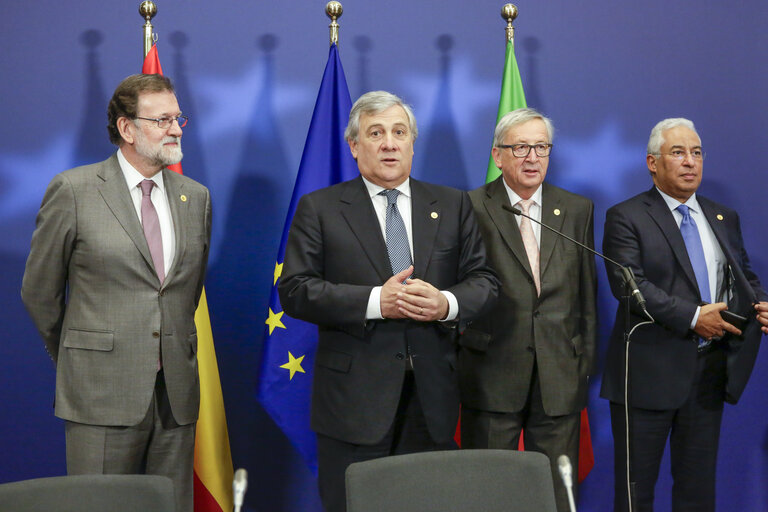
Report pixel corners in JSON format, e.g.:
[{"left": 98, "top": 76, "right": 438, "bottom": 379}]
[
  {"left": 346, "top": 449, "right": 558, "bottom": 512},
  {"left": 0, "top": 474, "right": 175, "bottom": 512}
]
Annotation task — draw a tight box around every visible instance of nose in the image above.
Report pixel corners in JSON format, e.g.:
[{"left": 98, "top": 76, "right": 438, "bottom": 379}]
[
  {"left": 681, "top": 151, "right": 695, "bottom": 166},
  {"left": 167, "top": 118, "right": 183, "bottom": 137},
  {"left": 381, "top": 132, "right": 396, "bottom": 150},
  {"left": 525, "top": 147, "right": 539, "bottom": 162}
]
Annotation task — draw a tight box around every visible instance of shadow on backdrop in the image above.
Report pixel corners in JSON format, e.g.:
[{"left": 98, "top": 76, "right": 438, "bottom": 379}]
[
  {"left": 74, "top": 30, "right": 113, "bottom": 168},
  {"left": 415, "top": 35, "right": 468, "bottom": 190},
  {"left": 204, "top": 33, "right": 322, "bottom": 512},
  {"left": 352, "top": 35, "right": 372, "bottom": 98},
  {"left": 521, "top": 36, "right": 544, "bottom": 112}
]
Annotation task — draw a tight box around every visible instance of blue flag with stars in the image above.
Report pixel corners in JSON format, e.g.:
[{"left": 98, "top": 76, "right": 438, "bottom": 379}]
[{"left": 257, "top": 43, "right": 358, "bottom": 473}]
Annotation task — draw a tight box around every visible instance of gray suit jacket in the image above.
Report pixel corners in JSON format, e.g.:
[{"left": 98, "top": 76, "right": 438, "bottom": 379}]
[
  {"left": 22, "top": 153, "right": 211, "bottom": 426},
  {"left": 459, "top": 179, "right": 597, "bottom": 416}
]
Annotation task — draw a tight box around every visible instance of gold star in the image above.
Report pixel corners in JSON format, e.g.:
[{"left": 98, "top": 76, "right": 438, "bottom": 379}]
[
  {"left": 274, "top": 262, "right": 283, "bottom": 285},
  {"left": 265, "top": 308, "right": 286, "bottom": 335},
  {"left": 280, "top": 351, "right": 306, "bottom": 380}
]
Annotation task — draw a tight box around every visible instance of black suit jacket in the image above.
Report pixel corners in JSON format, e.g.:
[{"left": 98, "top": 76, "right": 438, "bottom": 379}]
[
  {"left": 459, "top": 179, "right": 597, "bottom": 416},
  {"left": 278, "top": 176, "right": 499, "bottom": 445},
  {"left": 601, "top": 187, "right": 767, "bottom": 409}
]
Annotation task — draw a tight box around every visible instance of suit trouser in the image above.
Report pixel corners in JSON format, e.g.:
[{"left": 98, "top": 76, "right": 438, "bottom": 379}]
[
  {"left": 460, "top": 361, "right": 580, "bottom": 512},
  {"left": 316, "top": 370, "right": 455, "bottom": 512},
  {"left": 65, "top": 369, "right": 195, "bottom": 512},
  {"left": 610, "top": 346, "right": 726, "bottom": 512}
]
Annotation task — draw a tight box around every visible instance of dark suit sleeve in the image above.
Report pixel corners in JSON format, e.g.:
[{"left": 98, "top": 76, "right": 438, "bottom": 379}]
[
  {"left": 603, "top": 205, "right": 697, "bottom": 336},
  {"left": 580, "top": 200, "right": 598, "bottom": 375},
  {"left": 21, "top": 174, "right": 77, "bottom": 362},
  {"left": 731, "top": 212, "right": 768, "bottom": 303},
  {"left": 444, "top": 191, "right": 499, "bottom": 326},
  {"left": 193, "top": 188, "right": 213, "bottom": 310},
  {"left": 278, "top": 194, "right": 373, "bottom": 331}
]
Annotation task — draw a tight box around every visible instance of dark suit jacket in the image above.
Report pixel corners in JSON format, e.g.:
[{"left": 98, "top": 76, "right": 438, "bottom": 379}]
[
  {"left": 22, "top": 153, "right": 211, "bottom": 426},
  {"left": 600, "top": 187, "right": 767, "bottom": 409},
  {"left": 458, "top": 179, "right": 597, "bottom": 416},
  {"left": 278, "top": 176, "right": 498, "bottom": 445}
]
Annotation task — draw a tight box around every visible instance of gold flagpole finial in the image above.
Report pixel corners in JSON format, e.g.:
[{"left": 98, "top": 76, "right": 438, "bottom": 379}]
[
  {"left": 326, "top": 2, "right": 343, "bottom": 46},
  {"left": 139, "top": 1, "right": 158, "bottom": 58},
  {"left": 501, "top": 4, "right": 518, "bottom": 44}
]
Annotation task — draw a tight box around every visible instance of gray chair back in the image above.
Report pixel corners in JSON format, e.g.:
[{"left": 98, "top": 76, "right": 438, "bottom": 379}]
[
  {"left": 0, "top": 474, "right": 175, "bottom": 512},
  {"left": 346, "top": 449, "right": 558, "bottom": 512}
]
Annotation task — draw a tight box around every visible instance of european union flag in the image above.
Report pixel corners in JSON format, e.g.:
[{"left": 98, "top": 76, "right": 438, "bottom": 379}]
[{"left": 257, "top": 43, "right": 358, "bottom": 473}]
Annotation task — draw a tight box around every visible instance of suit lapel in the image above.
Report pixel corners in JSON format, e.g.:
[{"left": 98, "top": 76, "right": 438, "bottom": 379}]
[
  {"left": 410, "top": 179, "right": 440, "bottom": 279},
  {"left": 539, "top": 183, "right": 564, "bottom": 277},
  {"left": 339, "top": 178, "right": 393, "bottom": 282},
  {"left": 97, "top": 154, "right": 156, "bottom": 275},
  {"left": 162, "top": 168, "right": 188, "bottom": 286},
  {"left": 483, "top": 177, "right": 535, "bottom": 280},
  {"left": 644, "top": 187, "right": 700, "bottom": 295}
]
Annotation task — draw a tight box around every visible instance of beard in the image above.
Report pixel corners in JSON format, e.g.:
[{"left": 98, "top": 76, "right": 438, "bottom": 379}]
[{"left": 134, "top": 128, "right": 183, "bottom": 168}]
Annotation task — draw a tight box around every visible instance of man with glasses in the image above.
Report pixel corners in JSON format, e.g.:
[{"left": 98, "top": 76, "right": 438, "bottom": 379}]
[
  {"left": 21, "top": 74, "right": 210, "bottom": 512},
  {"left": 601, "top": 118, "right": 768, "bottom": 511},
  {"left": 458, "top": 108, "right": 597, "bottom": 512}
]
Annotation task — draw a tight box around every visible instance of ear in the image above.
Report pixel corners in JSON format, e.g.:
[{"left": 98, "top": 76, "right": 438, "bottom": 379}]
[
  {"left": 117, "top": 117, "right": 136, "bottom": 145},
  {"left": 646, "top": 154, "right": 657, "bottom": 175},
  {"left": 492, "top": 147, "right": 503, "bottom": 169},
  {"left": 348, "top": 138, "right": 358, "bottom": 160}
]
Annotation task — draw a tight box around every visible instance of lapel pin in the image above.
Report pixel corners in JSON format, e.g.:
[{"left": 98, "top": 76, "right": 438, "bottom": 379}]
[
  {"left": 180, "top": 194, "right": 187, "bottom": 202},
  {"left": 716, "top": 214, "right": 723, "bottom": 221},
  {"left": 430, "top": 212, "right": 438, "bottom": 219},
  {"left": 553, "top": 208, "right": 561, "bottom": 216}
]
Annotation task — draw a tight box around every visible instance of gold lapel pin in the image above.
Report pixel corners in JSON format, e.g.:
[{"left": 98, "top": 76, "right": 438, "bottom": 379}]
[
  {"left": 553, "top": 208, "right": 561, "bottom": 216},
  {"left": 180, "top": 195, "right": 188, "bottom": 202},
  {"left": 430, "top": 212, "right": 438, "bottom": 219},
  {"left": 716, "top": 214, "right": 723, "bottom": 221}
]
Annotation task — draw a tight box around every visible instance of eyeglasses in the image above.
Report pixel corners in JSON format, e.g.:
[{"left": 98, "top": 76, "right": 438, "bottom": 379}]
[
  {"left": 658, "top": 149, "right": 705, "bottom": 161},
  {"left": 496, "top": 143, "right": 553, "bottom": 158},
  {"left": 135, "top": 115, "right": 188, "bottom": 129}
]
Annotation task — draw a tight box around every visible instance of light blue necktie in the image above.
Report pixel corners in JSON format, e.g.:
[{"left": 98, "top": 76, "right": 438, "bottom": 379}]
[
  {"left": 380, "top": 189, "right": 413, "bottom": 278},
  {"left": 677, "top": 204, "right": 711, "bottom": 304}
]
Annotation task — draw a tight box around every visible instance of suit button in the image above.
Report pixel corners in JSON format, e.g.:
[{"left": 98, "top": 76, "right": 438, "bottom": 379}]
[
  {"left": 159, "top": 290, "right": 164, "bottom": 296},
  {"left": 395, "top": 352, "right": 405, "bottom": 360},
  {"left": 533, "top": 310, "right": 540, "bottom": 318},
  {"left": 152, "top": 331, "right": 160, "bottom": 338}
]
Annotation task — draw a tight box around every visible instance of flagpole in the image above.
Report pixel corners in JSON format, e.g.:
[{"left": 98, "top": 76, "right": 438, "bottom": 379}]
[
  {"left": 502, "top": 3, "right": 518, "bottom": 44},
  {"left": 139, "top": 1, "right": 157, "bottom": 58},
  {"left": 326, "top": 1, "right": 343, "bottom": 46}
]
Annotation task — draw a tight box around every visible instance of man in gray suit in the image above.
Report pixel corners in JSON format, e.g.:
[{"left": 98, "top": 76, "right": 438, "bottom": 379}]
[
  {"left": 458, "top": 108, "right": 597, "bottom": 512},
  {"left": 21, "top": 74, "right": 211, "bottom": 512}
]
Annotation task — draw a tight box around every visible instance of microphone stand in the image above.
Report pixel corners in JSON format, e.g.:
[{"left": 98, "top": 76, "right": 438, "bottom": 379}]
[{"left": 504, "top": 204, "right": 654, "bottom": 512}]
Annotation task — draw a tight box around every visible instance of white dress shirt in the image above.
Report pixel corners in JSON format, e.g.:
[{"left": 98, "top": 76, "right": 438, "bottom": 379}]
[
  {"left": 503, "top": 180, "right": 543, "bottom": 248},
  {"left": 361, "top": 176, "right": 458, "bottom": 321},
  {"left": 117, "top": 149, "right": 176, "bottom": 277}
]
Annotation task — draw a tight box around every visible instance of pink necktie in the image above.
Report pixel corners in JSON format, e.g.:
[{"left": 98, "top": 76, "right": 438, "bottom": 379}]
[
  {"left": 140, "top": 180, "right": 165, "bottom": 284},
  {"left": 518, "top": 199, "right": 540, "bottom": 295}
]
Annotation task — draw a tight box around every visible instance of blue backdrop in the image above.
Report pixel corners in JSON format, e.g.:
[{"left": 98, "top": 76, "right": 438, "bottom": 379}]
[{"left": 1, "top": 1, "right": 766, "bottom": 511}]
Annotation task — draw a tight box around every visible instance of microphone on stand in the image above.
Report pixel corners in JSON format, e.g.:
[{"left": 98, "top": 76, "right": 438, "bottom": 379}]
[
  {"left": 503, "top": 204, "right": 652, "bottom": 320},
  {"left": 233, "top": 468, "right": 248, "bottom": 512},
  {"left": 557, "top": 455, "right": 577, "bottom": 512}
]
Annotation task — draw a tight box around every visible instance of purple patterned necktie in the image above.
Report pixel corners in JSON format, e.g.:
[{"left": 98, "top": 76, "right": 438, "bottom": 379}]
[{"left": 140, "top": 179, "right": 165, "bottom": 283}]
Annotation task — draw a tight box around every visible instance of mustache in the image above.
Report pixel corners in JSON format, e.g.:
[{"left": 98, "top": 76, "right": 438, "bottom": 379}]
[{"left": 162, "top": 136, "right": 181, "bottom": 145}]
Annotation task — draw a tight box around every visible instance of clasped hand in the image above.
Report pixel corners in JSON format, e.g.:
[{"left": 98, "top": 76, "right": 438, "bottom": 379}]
[{"left": 380, "top": 266, "right": 449, "bottom": 321}]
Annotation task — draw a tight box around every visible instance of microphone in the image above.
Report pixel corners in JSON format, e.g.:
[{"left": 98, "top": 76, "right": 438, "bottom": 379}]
[
  {"left": 557, "top": 455, "right": 577, "bottom": 512},
  {"left": 504, "top": 204, "right": 651, "bottom": 319},
  {"left": 233, "top": 468, "right": 248, "bottom": 512}
]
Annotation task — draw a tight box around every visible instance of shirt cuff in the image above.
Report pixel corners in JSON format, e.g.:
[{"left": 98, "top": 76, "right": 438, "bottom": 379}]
[
  {"left": 440, "top": 291, "right": 459, "bottom": 322},
  {"left": 690, "top": 306, "right": 700, "bottom": 330},
  {"left": 367, "top": 286, "right": 384, "bottom": 320}
]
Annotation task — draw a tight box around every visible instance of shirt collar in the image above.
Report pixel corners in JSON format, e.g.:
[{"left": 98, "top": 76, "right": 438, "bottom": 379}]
[
  {"left": 361, "top": 175, "right": 411, "bottom": 200},
  {"left": 503, "top": 180, "right": 542, "bottom": 208},
  {"left": 655, "top": 186, "right": 699, "bottom": 214},
  {"left": 117, "top": 148, "right": 166, "bottom": 193}
]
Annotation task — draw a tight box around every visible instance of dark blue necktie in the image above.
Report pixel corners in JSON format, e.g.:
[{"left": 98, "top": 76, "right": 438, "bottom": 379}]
[
  {"left": 677, "top": 204, "right": 711, "bottom": 304},
  {"left": 380, "top": 189, "right": 413, "bottom": 277}
]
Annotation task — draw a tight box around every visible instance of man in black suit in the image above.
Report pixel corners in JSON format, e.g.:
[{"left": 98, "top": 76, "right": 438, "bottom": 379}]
[
  {"left": 601, "top": 118, "right": 768, "bottom": 511},
  {"left": 278, "top": 90, "right": 499, "bottom": 512},
  {"left": 458, "top": 108, "right": 597, "bottom": 512}
]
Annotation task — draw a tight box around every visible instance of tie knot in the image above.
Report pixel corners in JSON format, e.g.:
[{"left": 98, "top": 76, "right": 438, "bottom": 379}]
[
  {"left": 140, "top": 179, "right": 155, "bottom": 197},
  {"left": 380, "top": 189, "right": 400, "bottom": 205},
  {"left": 676, "top": 204, "right": 691, "bottom": 218},
  {"left": 518, "top": 198, "right": 534, "bottom": 214}
]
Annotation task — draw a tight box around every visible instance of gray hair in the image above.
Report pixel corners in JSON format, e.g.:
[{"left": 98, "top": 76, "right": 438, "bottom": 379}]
[
  {"left": 647, "top": 118, "right": 699, "bottom": 155},
  {"left": 493, "top": 108, "right": 554, "bottom": 147},
  {"left": 344, "top": 91, "right": 418, "bottom": 143}
]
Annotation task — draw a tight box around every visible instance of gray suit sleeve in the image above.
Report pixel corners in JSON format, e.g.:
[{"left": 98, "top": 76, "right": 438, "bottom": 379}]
[{"left": 21, "top": 173, "right": 77, "bottom": 362}]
